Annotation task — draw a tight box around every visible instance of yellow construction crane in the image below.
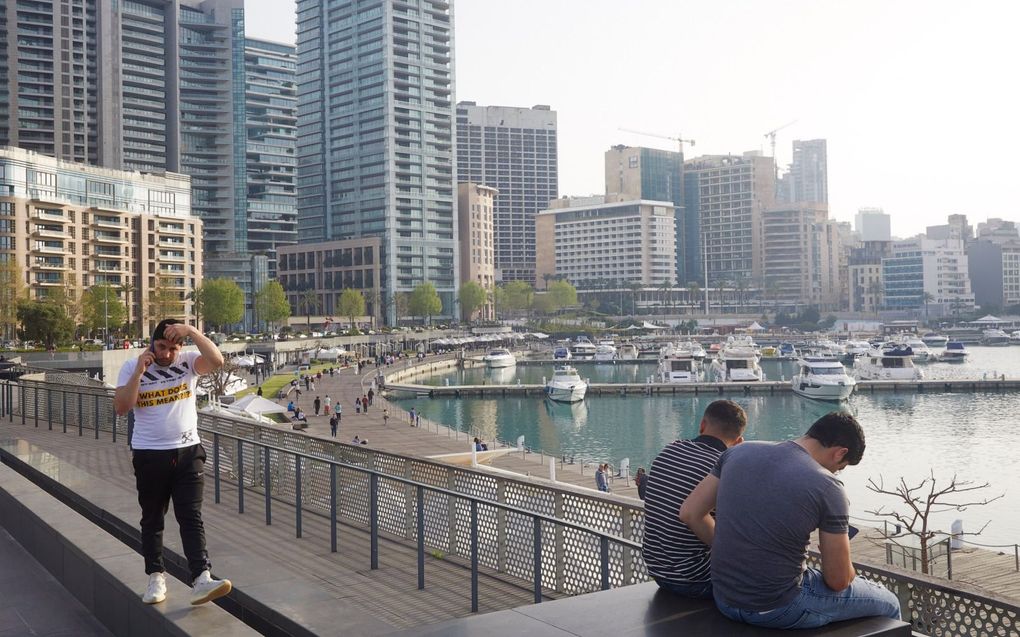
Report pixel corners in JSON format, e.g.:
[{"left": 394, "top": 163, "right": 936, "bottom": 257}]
[
  {"left": 763, "top": 120, "right": 797, "bottom": 159},
  {"left": 618, "top": 128, "right": 696, "bottom": 155}
]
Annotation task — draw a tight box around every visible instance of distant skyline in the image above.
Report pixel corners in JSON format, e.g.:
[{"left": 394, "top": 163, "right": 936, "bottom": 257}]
[{"left": 244, "top": 0, "right": 1020, "bottom": 239}]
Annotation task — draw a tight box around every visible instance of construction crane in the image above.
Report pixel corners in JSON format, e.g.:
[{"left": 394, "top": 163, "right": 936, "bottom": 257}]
[
  {"left": 618, "top": 128, "right": 696, "bottom": 155},
  {"left": 763, "top": 119, "right": 797, "bottom": 159}
]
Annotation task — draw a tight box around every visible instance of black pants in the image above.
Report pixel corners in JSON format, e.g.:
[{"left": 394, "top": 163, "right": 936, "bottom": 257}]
[{"left": 132, "top": 444, "right": 210, "bottom": 582}]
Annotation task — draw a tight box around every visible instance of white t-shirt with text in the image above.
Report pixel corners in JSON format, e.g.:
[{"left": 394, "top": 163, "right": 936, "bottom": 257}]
[{"left": 117, "top": 350, "right": 201, "bottom": 450}]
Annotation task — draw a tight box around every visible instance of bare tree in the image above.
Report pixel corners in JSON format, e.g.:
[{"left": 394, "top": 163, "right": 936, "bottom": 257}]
[
  {"left": 196, "top": 359, "right": 244, "bottom": 402},
  {"left": 866, "top": 472, "right": 1003, "bottom": 575}
]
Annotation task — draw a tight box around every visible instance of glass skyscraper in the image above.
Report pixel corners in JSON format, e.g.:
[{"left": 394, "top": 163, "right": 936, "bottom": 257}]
[{"left": 296, "top": 0, "right": 458, "bottom": 324}]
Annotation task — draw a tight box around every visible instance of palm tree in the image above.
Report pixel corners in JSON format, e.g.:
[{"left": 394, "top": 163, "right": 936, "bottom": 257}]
[
  {"left": 658, "top": 278, "right": 673, "bottom": 315},
  {"left": 686, "top": 281, "right": 701, "bottom": 315},
  {"left": 921, "top": 291, "right": 936, "bottom": 323},
  {"left": 117, "top": 282, "right": 135, "bottom": 336},
  {"left": 868, "top": 280, "right": 884, "bottom": 318},
  {"left": 298, "top": 290, "right": 319, "bottom": 331}
]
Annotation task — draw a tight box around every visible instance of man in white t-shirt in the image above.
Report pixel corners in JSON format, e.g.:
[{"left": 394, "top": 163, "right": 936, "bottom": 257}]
[{"left": 114, "top": 319, "right": 232, "bottom": 606}]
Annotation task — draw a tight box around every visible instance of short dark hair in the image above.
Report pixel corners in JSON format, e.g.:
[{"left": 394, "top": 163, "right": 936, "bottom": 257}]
[
  {"left": 806, "top": 412, "right": 866, "bottom": 465},
  {"left": 152, "top": 318, "right": 183, "bottom": 342},
  {"left": 702, "top": 400, "right": 747, "bottom": 440}
]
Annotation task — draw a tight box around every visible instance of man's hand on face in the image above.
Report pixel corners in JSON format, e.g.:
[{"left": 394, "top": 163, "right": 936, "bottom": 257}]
[
  {"left": 161, "top": 323, "right": 194, "bottom": 345},
  {"left": 137, "top": 349, "right": 156, "bottom": 372}
]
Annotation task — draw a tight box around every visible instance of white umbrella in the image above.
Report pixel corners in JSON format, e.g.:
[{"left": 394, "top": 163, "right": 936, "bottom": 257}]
[
  {"left": 747, "top": 321, "right": 766, "bottom": 331},
  {"left": 230, "top": 395, "right": 287, "bottom": 415}
]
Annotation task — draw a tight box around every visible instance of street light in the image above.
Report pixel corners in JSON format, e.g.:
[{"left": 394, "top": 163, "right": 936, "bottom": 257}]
[{"left": 103, "top": 284, "right": 110, "bottom": 349}]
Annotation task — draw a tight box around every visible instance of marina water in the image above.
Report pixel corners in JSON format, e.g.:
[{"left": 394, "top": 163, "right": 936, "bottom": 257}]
[{"left": 393, "top": 346, "right": 1020, "bottom": 545}]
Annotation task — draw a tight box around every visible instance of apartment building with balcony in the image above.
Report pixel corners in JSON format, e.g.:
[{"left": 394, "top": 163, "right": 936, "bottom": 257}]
[
  {"left": 883, "top": 236, "right": 973, "bottom": 316},
  {"left": 277, "top": 238, "right": 384, "bottom": 325},
  {"left": 534, "top": 199, "right": 676, "bottom": 288},
  {"left": 457, "top": 183, "right": 496, "bottom": 320},
  {"left": 760, "top": 204, "right": 838, "bottom": 310},
  {"left": 0, "top": 147, "right": 202, "bottom": 334}
]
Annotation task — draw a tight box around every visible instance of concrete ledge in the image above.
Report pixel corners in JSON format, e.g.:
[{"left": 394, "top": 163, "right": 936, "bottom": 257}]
[
  {"left": 0, "top": 462, "right": 259, "bottom": 637},
  {"left": 402, "top": 582, "right": 912, "bottom": 637}
]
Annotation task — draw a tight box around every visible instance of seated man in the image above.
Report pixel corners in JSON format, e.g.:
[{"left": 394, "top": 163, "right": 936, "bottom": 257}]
[
  {"left": 680, "top": 412, "right": 901, "bottom": 629},
  {"left": 642, "top": 400, "right": 746, "bottom": 599}
]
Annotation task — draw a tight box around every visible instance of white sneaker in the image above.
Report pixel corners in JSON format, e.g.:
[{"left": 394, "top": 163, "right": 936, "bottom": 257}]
[
  {"left": 190, "top": 570, "right": 232, "bottom": 606},
  {"left": 142, "top": 572, "right": 167, "bottom": 604}
]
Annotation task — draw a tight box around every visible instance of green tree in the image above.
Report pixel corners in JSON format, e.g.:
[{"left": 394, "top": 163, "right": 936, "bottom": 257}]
[
  {"left": 458, "top": 281, "right": 487, "bottom": 321},
  {"left": 338, "top": 288, "right": 366, "bottom": 333},
  {"left": 501, "top": 281, "right": 534, "bottom": 313},
  {"left": 392, "top": 292, "right": 410, "bottom": 325},
  {"left": 408, "top": 282, "right": 442, "bottom": 325},
  {"left": 148, "top": 276, "right": 185, "bottom": 327},
  {"left": 117, "top": 282, "right": 136, "bottom": 336},
  {"left": 921, "top": 291, "right": 935, "bottom": 322},
  {"left": 547, "top": 279, "right": 578, "bottom": 312},
  {"left": 298, "top": 289, "right": 319, "bottom": 330},
  {"left": 686, "top": 281, "right": 702, "bottom": 314},
  {"left": 532, "top": 293, "right": 556, "bottom": 315},
  {"left": 254, "top": 280, "right": 290, "bottom": 331},
  {"left": 0, "top": 259, "right": 26, "bottom": 340},
  {"left": 197, "top": 278, "right": 245, "bottom": 332},
  {"left": 82, "top": 284, "right": 127, "bottom": 337},
  {"left": 16, "top": 299, "right": 74, "bottom": 349}
]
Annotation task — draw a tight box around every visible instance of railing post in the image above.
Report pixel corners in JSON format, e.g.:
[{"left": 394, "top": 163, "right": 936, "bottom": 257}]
[
  {"left": 77, "top": 393, "right": 82, "bottom": 435},
  {"left": 446, "top": 469, "right": 458, "bottom": 555},
  {"left": 403, "top": 461, "right": 415, "bottom": 540},
  {"left": 34, "top": 385, "right": 39, "bottom": 427},
  {"left": 553, "top": 491, "right": 565, "bottom": 592},
  {"left": 264, "top": 447, "right": 272, "bottom": 526},
  {"left": 237, "top": 440, "right": 245, "bottom": 514},
  {"left": 213, "top": 433, "right": 220, "bottom": 504},
  {"left": 417, "top": 485, "right": 425, "bottom": 590},
  {"left": 945, "top": 537, "right": 952, "bottom": 580},
  {"left": 1015, "top": 544, "right": 1018, "bottom": 572},
  {"left": 61, "top": 390, "right": 67, "bottom": 434},
  {"left": 295, "top": 457, "right": 302, "bottom": 538},
  {"left": 370, "top": 473, "right": 379, "bottom": 570},
  {"left": 20, "top": 382, "right": 26, "bottom": 424},
  {"left": 330, "top": 464, "right": 337, "bottom": 553},
  {"left": 46, "top": 387, "right": 52, "bottom": 430},
  {"left": 621, "top": 507, "right": 634, "bottom": 585},
  {"left": 600, "top": 536, "right": 610, "bottom": 591},
  {"left": 470, "top": 499, "right": 479, "bottom": 613},
  {"left": 533, "top": 517, "right": 543, "bottom": 604},
  {"left": 93, "top": 395, "right": 99, "bottom": 439},
  {"left": 496, "top": 478, "right": 508, "bottom": 573}
]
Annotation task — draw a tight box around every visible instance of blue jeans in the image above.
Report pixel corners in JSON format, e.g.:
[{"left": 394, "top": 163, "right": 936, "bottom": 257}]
[
  {"left": 655, "top": 577, "right": 713, "bottom": 600},
  {"left": 715, "top": 568, "right": 901, "bottom": 629}
]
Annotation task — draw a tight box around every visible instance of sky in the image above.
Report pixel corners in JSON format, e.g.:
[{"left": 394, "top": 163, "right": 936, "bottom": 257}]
[{"left": 245, "top": 0, "right": 1020, "bottom": 238}]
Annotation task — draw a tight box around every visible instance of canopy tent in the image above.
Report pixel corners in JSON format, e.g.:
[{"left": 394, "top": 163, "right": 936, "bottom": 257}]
[
  {"left": 641, "top": 321, "right": 668, "bottom": 330},
  {"left": 972, "top": 315, "right": 1005, "bottom": 324},
  {"left": 231, "top": 354, "right": 266, "bottom": 367},
  {"left": 747, "top": 321, "right": 766, "bottom": 331},
  {"left": 229, "top": 395, "right": 287, "bottom": 416},
  {"left": 312, "top": 347, "right": 348, "bottom": 360}
]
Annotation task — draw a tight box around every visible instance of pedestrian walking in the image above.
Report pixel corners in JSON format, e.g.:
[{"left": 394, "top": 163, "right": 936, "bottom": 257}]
[
  {"left": 367, "top": 388, "right": 374, "bottom": 406},
  {"left": 415, "top": 411, "right": 421, "bottom": 427},
  {"left": 362, "top": 394, "right": 369, "bottom": 413},
  {"left": 114, "top": 318, "right": 232, "bottom": 606},
  {"left": 329, "top": 414, "right": 338, "bottom": 438},
  {"left": 409, "top": 407, "right": 416, "bottom": 426},
  {"left": 383, "top": 408, "right": 389, "bottom": 426},
  {"left": 313, "top": 396, "right": 321, "bottom": 416},
  {"left": 323, "top": 394, "right": 331, "bottom": 415},
  {"left": 355, "top": 397, "right": 362, "bottom": 414},
  {"left": 336, "top": 402, "right": 342, "bottom": 423}
]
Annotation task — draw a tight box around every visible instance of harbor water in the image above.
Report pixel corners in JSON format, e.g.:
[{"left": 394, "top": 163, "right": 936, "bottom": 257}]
[{"left": 393, "top": 347, "right": 1020, "bottom": 545}]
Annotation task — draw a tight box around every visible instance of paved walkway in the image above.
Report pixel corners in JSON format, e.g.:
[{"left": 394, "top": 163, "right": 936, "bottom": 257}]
[{"left": 259, "top": 355, "right": 641, "bottom": 500}]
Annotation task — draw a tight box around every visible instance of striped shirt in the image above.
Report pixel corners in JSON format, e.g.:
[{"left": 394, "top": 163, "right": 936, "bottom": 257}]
[{"left": 641, "top": 435, "right": 726, "bottom": 585}]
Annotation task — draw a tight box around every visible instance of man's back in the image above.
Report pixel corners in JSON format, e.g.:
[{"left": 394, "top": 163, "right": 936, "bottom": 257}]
[
  {"left": 710, "top": 440, "right": 849, "bottom": 610},
  {"left": 642, "top": 437, "right": 725, "bottom": 586}
]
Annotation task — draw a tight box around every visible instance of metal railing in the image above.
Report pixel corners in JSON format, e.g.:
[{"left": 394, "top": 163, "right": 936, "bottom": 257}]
[{"left": 3, "top": 376, "right": 1020, "bottom": 634}]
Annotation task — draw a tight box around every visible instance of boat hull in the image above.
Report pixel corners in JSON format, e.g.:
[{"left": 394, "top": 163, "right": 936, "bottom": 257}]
[
  {"left": 484, "top": 357, "right": 516, "bottom": 368},
  {"left": 792, "top": 379, "right": 855, "bottom": 402},
  {"left": 545, "top": 384, "right": 587, "bottom": 403}
]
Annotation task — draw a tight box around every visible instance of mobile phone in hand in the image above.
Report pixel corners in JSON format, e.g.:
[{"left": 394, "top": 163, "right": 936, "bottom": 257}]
[{"left": 848, "top": 525, "right": 859, "bottom": 540}]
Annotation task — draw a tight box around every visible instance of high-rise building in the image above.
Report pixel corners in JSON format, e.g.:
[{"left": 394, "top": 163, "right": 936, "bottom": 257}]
[
  {"left": 760, "top": 204, "right": 836, "bottom": 309},
  {"left": 0, "top": 147, "right": 202, "bottom": 335},
  {"left": 683, "top": 152, "right": 775, "bottom": 288},
  {"left": 604, "top": 145, "right": 684, "bottom": 284},
  {"left": 456, "top": 102, "right": 558, "bottom": 285},
  {"left": 297, "top": 0, "right": 458, "bottom": 324},
  {"left": 457, "top": 183, "right": 496, "bottom": 320},
  {"left": 245, "top": 38, "right": 298, "bottom": 280},
  {"left": 848, "top": 241, "right": 893, "bottom": 314},
  {"left": 968, "top": 219, "right": 1020, "bottom": 311},
  {"left": 855, "top": 208, "right": 891, "bottom": 242},
  {"left": 883, "top": 237, "right": 974, "bottom": 315},
  {"left": 787, "top": 139, "right": 828, "bottom": 204},
  {"left": 926, "top": 214, "right": 973, "bottom": 243}
]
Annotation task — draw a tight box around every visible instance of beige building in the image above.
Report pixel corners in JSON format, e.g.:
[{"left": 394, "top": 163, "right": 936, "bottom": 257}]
[
  {"left": 457, "top": 183, "right": 497, "bottom": 320},
  {"left": 0, "top": 147, "right": 201, "bottom": 336},
  {"left": 277, "top": 238, "right": 384, "bottom": 325},
  {"left": 535, "top": 199, "right": 676, "bottom": 288},
  {"left": 761, "top": 204, "right": 840, "bottom": 309}
]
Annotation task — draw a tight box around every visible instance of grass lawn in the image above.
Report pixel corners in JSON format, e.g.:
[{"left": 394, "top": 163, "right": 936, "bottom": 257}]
[{"left": 234, "top": 361, "right": 342, "bottom": 400}]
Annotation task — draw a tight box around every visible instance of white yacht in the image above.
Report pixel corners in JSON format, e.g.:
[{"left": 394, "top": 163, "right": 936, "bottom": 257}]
[
  {"left": 981, "top": 329, "right": 1011, "bottom": 346},
  {"left": 658, "top": 343, "right": 701, "bottom": 383},
  {"left": 853, "top": 347, "right": 924, "bottom": 381},
  {"left": 684, "top": 340, "right": 707, "bottom": 362},
  {"left": 570, "top": 336, "right": 598, "bottom": 358},
  {"left": 482, "top": 348, "right": 516, "bottom": 368},
  {"left": 709, "top": 342, "right": 763, "bottom": 382},
  {"left": 921, "top": 332, "right": 949, "bottom": 348},
  {"left": 616, "top": 343, "right": 640, "bottom": 360},
  {"left": 1011, "top": 331, "right": 1020, "bottom": 345},
  {"left": 792, "top": 357, "right": 856, "bottom": 402},
  {"left": 904, "top": 337, "right": 933, "bottom": 363},
  {"left": 940, "top": 341, "right": 968, "bottom": 362},
  {"left": 594, "top": 340, "right": 618, "bottom": 362},
  {"left": 552, "top": 344, "right": 572, "bottom": 360},
  {"left": 545, "top": 365, "right": 588, "bottom": 403}
]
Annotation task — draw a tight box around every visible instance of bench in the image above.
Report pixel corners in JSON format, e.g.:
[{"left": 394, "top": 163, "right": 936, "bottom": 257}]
[{"left": 403, "top": 582, "right": 910, "bottom": 636}]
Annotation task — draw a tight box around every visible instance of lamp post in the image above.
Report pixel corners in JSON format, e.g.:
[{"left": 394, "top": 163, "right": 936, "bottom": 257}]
[{"left": 104, "top": 284, "right": 109, "bottom": 349}]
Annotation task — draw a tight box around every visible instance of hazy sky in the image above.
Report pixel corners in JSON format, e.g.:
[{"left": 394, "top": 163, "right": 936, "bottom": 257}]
[{"left": 245, "top": 0, "right": 1020, "bottom": 238}]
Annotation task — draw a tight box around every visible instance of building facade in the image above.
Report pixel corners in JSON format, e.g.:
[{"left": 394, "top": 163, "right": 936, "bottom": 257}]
[
  {"left": 848, "top": 241, "right": 892, "bottom": 313},
  {"left": 534, "top": 199, "right": 676, "bottom": 288},
  {"left": 883, "top": 237, "right": 974, "bottom": 315},
  {"left": 604, "top": 145, "right": 684, "bottom": 284},
  {"left": 457, "top": 183, "right": 496, "bottom": 320},
  {"left": 786, "top": 139, "right": 828, "bottom": 204},
  {"left": 760, "top": 204, "right": 838, "bottom": 310},
  {"left": 455, "top": 102, "right": 557, "bottom": 284},
  {"left": 297, "top": 0, "right": 458, "bottom": 324},
  {"left": 967, "top": 220, "right": 1020, "bottom": 311},
  {"left": 683, "top": 152, "right": 775, "bottom": 288},
  {"left": 855, "top": 207, "right": 892, "bottom": 242},
  {"left": 277, "top": 238, "right": 384, "bottom": 325},
  {"left": 0, "top": 147, "right": 202, "bottom": 334}
]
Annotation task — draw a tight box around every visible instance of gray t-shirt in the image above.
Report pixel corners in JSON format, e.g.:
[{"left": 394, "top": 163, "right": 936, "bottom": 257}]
[{"left": 710, "top": 440, "right": 850, "bottom": 610}]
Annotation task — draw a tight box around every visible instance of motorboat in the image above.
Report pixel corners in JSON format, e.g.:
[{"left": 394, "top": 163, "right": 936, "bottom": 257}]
[
  {"left": 853, "top": 347, "right": 924, "bottom": 381},
  {"left": 658, "top": 343, "right": 701, "bottom": 383},
  {"left": 940, "top": 341, "right": 968, "bottom": 362},
  {"left": 482, "top": 348, "right": 516, "bottom": 368},
  {"left": 805, "top": 338, "right": 842, "bottom": 359},
  {"left": 570, "top": 336, "right": 598, "bottom": 358},
  {"left": 1011, "top": 331, "right": 1020, "bottom": 345},
  {"left": 616, "top": 343, "right": 639, "bottom": 360},
  {"left": 982, "top": 329, "right": 1011, "bottom": 346},
  {"left": 594, "top": 340, "right": 618, "bottom": 362},
  {"left": 759, "top": 345, "right": 779, "bottom": 358},
  {"left": 709, "top": 341, "right": 763, "bottom": 382},
  {"left": 552, "top": 345, "right": 572, "bottom": 360},
  {"left": 843, "top": 340, "right": 872, "bottom": 357},
  {"left": 545, "top": 365, "right": 588, "bottom": 403},
  {"left": 683, "top": 340, "right": 707, "bottom": 362},
  {"left": 921, "top": 332, "right": 949, "bottom": 348},
  {"left": 779, "top": 342, "right": 797, "bottom": 358},
  {"left": 792, "top": 357, "right": 856, "bottom": 402},
  {"left": 903, "top": 337, "right": 933, "bottom": 363}
]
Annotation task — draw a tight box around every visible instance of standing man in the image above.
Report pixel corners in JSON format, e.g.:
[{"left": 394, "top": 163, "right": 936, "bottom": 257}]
[
  {"left": 642, "top": 400, "right": 746, "bottom": 599},
  {"left": 114, "top": 319, "right": 232, "bottom": 606},
  {"left": 594, "top": 464, "right": 609, "bottom": 492},
  {"left": 329, "top": 413, "right": 338, "bottom": 438},
  {"left": 681, "top": 413, "right": 901, "bottom": 629},
  {"left": 313, "top": 396, "right": 322, "bottom": 417}
]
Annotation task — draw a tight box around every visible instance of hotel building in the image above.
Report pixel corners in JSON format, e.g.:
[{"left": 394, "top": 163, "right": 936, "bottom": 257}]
[{"left": 457, "top": 183, "right": 496, "bottom": 320}]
